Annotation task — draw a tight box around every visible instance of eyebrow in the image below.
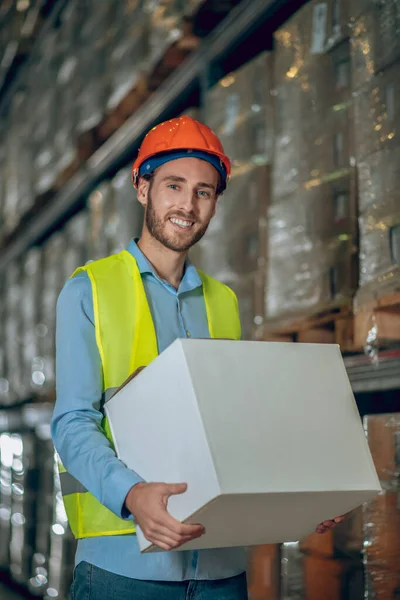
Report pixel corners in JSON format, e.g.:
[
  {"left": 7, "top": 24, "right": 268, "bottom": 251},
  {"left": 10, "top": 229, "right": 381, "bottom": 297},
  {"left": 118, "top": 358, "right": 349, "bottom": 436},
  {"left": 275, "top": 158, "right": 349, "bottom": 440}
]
[{"left": 161, "top": 175, "right": 216, "bottom": 191}]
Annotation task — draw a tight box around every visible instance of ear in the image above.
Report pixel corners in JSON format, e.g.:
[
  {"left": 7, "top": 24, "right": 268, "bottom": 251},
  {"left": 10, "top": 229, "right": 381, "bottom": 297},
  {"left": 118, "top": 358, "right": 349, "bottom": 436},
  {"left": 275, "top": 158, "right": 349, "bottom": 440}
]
[{"left": 137, "top": 177, "right": 150, "bottom": 207}]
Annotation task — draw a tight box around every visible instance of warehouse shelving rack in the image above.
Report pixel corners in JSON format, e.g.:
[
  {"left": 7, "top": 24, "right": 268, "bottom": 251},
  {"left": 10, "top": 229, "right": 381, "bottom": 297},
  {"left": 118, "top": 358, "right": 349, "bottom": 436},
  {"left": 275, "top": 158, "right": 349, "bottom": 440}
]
[{"left": 0, "top": 0, "right": 399, "bottom": 398}]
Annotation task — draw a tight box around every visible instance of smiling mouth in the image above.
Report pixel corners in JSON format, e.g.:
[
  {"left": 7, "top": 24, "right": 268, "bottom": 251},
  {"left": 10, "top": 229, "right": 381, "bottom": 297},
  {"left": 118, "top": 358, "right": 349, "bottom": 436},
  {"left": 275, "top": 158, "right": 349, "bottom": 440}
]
[{"left": 169, "top": 217, "right": 194, "bottom": 229}]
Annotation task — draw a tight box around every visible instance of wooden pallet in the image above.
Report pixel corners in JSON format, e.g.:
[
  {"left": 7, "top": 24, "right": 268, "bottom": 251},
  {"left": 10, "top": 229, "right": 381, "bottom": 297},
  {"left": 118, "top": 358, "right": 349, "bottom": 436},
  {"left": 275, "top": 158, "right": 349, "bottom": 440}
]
[
  {"left": 354, "top": 292, "right": 400, "bottom": 350},
  {"left": 255, "top": 303, "right": 356, "bottom": 353}
]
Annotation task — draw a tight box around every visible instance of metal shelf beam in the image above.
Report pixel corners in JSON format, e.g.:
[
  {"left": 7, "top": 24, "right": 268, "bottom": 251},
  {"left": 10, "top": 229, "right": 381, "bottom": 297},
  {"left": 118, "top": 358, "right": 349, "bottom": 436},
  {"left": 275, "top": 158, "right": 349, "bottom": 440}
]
[
  {"left": 0, "top": 0, "right": 309, "bottom": 272},
  {"left": 344, "top": 350, "right": 400, "bottom": 393}
]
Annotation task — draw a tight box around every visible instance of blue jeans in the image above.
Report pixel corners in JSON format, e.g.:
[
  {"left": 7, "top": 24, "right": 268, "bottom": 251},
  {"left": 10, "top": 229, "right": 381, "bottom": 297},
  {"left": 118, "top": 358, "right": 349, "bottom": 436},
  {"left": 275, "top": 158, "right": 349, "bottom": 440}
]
[{"left": 71, "top": 561, "right": 248, "bottom": 600}]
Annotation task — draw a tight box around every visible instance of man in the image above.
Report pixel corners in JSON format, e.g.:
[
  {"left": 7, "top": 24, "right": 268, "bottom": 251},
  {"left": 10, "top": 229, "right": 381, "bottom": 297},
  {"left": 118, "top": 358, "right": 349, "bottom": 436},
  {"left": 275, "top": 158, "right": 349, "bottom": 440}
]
[{"left": 52, "top": 116, "right": 343, "bottom": 600}]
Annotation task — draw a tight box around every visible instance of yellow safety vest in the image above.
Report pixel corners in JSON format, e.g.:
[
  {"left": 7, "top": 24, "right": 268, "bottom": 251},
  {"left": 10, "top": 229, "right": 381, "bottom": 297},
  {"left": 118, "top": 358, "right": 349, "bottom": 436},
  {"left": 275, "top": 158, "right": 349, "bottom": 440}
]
[{"left": 59, "top": 250, "right": 241, "bottom": 539}]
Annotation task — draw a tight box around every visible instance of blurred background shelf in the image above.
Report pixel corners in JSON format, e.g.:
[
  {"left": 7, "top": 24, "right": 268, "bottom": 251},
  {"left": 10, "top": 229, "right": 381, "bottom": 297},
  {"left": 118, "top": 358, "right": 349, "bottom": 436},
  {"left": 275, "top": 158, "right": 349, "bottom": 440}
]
[
  {"left": 0, "top": 0, "right": 399, "bottom": 598},
  {"left": 0, "top": 0, "right": 311, "bottom": 272}
]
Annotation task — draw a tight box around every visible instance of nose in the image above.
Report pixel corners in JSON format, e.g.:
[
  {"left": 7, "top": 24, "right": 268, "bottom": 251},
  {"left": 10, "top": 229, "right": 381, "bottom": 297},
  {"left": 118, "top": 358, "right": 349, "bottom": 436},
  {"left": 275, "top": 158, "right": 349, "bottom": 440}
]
[{"left": 177, "top": 188, "right": 196, "bottom": 214}]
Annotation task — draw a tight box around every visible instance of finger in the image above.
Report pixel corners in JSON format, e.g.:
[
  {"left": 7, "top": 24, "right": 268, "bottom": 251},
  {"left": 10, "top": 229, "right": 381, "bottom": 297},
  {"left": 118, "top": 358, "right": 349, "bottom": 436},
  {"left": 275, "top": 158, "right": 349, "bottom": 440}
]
[
  {"left": 164, "top": 483, "right": 188, "bottom": 496},
  {"left": 150, "top": 538, "right": 173, "bottom": 551},
  {"left": 316, "top": 525, "right": 327, "bottom": 534},
  {"left": 333, "top": 516, "right": 345, "bottom": 524},
  {"left": 149, "top": 531, "right": 201, "bottom": 551},
  {"left": 156, "top": 511, "right": 205, "bottom": 537},
  {"left": 148, "top": 524, "right": 200, "bottom": 546},
  {"left": 322, "top": 520, "right": 335, "bottom": 528}
]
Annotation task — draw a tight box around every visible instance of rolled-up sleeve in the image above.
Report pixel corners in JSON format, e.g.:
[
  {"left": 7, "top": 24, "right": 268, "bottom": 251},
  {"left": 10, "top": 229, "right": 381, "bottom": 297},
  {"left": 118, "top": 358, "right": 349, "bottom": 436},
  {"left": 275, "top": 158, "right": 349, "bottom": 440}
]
[{"left": 51, "top": 272, "right": 143, "bottom": 519}]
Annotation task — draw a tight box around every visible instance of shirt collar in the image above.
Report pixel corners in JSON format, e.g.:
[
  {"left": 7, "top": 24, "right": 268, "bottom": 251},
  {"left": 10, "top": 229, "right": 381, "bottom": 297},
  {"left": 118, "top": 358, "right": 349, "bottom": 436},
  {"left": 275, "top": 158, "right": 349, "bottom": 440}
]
[{"left": 126, "top": 239, "right": 203, "bottom": 293}]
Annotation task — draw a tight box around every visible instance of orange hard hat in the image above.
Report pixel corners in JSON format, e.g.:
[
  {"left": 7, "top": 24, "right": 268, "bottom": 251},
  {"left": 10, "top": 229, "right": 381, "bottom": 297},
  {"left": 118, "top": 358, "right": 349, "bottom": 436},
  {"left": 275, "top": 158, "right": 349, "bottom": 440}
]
[{"left": 132, "top": 116, "right": 231, "bottom": 188}]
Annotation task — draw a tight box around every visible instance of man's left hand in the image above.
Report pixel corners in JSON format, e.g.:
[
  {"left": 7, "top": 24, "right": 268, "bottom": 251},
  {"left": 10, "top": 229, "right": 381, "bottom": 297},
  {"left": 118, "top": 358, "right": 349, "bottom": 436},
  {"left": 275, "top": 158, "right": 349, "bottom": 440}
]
[{"left": 315, "top": 515, "right": 345, "bottom": 534}]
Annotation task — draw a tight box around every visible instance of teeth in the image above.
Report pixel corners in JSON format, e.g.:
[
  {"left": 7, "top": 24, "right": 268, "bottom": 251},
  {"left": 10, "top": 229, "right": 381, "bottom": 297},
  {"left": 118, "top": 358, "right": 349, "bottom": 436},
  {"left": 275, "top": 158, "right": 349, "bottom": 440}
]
[{"left": 170, "top": 218, "right": 192, "bottom": 228}]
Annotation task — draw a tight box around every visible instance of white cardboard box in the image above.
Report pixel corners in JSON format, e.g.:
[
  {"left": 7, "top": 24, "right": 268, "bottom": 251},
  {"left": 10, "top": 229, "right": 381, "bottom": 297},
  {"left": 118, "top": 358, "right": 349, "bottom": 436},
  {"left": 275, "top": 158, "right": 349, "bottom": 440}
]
[{"left": 105, "top": 339, "right": 381, "bottom": 553}]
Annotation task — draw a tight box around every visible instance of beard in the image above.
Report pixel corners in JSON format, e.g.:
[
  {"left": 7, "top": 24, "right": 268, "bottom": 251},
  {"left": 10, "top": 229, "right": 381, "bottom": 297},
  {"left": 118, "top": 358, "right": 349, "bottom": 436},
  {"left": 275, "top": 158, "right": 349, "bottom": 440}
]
[{"left": 145, "top": 187, "right": 210, "bottom": 252}]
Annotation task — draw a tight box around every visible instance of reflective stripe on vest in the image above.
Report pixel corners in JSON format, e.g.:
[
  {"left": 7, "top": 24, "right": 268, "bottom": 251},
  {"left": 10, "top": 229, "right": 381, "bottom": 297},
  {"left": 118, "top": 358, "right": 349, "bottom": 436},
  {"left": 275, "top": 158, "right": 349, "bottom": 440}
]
[{"left": 60, "top": 250, "right": 241, "bottom": 539}]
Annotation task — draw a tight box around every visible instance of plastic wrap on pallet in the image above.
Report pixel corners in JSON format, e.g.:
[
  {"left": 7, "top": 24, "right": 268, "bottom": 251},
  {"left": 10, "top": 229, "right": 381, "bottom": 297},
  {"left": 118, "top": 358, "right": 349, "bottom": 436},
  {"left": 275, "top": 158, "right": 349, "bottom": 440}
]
[
  {"left": 46, "top": 451, "right": 76, "bottom": 599},
  {"left": 269, "top": 3, "right": 357, "bottom": 322},
  {"left": 9, "top": 433, "right": 39, "bottom": 584},
  {"left": 281, "top": 536, "right": 364, "bottom": 600},
  {"left": 353, "top": 63, "right": 400, "bottom": 163},
  {"left": 63, "top": 211, "right": 89, "bottom": 280},
  {"left": 0, "top": 274, "right": 8, "bottom": 406},
  {"left": 266, "top": 188, "right": 357, "bottom": 321},
  {"left": 267, "top": 236, "right": 357, "bottom": 320},
  {"left": 54, "top": 1, "right": 81, "bottom": 178},
  {"left": 109, "top": 168, "right": 144, "bottom": 254},
  {"left": 281, "top": 542, "right": 304, "bottom": 600},
  {"left": 21, "top": 249, "right": 43, "bottom": 399},
  {"left": 4, "top": 262, "right": 24, "bottom": 403},
  {"left": 3, "top": 90, "right": 34, "bottom": 233},
  {"left": 364, "top": 414, "right": 400, "bottom": 488},
  {"left": 205, "top": 52, "right": 274, "bottom": 171},
  {"left": 144, "top": 0, "right": 186, "bottom": 69},
  {"left": 358, "top": 203, "right": 400, "bottom": 299},
  {"left": 106, "top": 2, "right": 151, "bottom": 112},
  {"left": 0, "top": 3, "right": 26, "bottom": 64},
  {"left": 30, "top": 30, "right": 58, "bottom": 196},
  {"left": 192, "top": 165, "right": 269, "bottom": 339},
  {"left": 351, "top": 1, "right": 400, "bottom": 91},
  {"left": 37, "top": 234, "right": 67, "bottom": 393},
  {"left": 87, "top": 182, "right": 112, "bottom": 261},
  {"left": 3, "top": 103, "right": 21, "bottom": 233},
  {"left": 0, "top": 117, "right": 6, "bottom": 239},
  {"left": 355, "top": 147, "right": 400, "bottom": 307},
  {"left": 363, "top": 491, "right": 400, "bottom": 600},
  {"left": 28, "top": 424, "right": 55, "bottom": 596},
  {"left": 273, "top": 4, "right": 354, "bottom": 202},
  {"left": 0, "top": 0, "right": 41, "bottom": 64},
  {"left": 363, "top": 413, "right": 400, "bottom": 599},
  {"left": 0, "top": 432, "right": 13, "bottom": 568},
  {"left": 76, "top": 2, "right": 111, "bottom": 133}
]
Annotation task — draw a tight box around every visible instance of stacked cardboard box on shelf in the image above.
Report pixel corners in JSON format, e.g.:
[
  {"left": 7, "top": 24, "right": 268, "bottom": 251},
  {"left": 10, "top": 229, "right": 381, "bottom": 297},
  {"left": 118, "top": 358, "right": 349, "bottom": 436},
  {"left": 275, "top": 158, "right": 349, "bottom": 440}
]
[
  {"left": 279, "top": 512, "right": 365, "bottom": 600},
  {"left": 0, "top": 0, "right": 42, "bottom": 82},
  {"left": 88, "top": 173, "right": 143, "bottom": 262},
  {"left": 4, "top": 263, "right": 24, "bottom": 405},
  {"left": 3, "top": 89, "right": 34, "bottom": 235},
  {"left": 351, "top": 0, "right": 400, "bottom": 311},
  {"left": 53, "top": 1, "right": 81, "bottom": 183},
  {"left": 247, "top": 544, "right": 280, "bottom": 600},
  {"left": 193, "top": 52, "right": 273, "bottom": 339},
  {"left": 106, "top": 2, "right": 150, "bottom": 115},
  {"left": 350, "top": 0, "right": 400, "bottom": 349},
  {"left": 0, "top": 410, "right": 76, "bottom": 597},
  {"left": 63, "top": 212, "right": 89, "bottom": 281},
  {"left": 363, "top": 414, "right": 400, "bottom": 600},
  {"left": 20, "top": 249, "right": 43, "bottom": 399},
  {"left": 37, "top": 234, "right": 67, "bottom": 397},
  {"left": 266, "top": 0, "right": 358, "bottom": 325},
  {"left": 30, "top": 30, "right": 58, "bottom": 198},
  {"left": 0, "top": 275, "right": 6, "bottom": 406},
  {"left": 108, "top": 168, "right": 144, "bottom": 255},
  {"left": 0, "top": 1, "right": 205, "bottom": 246},
  {"left": 76, "top": 2, "right": 111, "bottom": 140}
]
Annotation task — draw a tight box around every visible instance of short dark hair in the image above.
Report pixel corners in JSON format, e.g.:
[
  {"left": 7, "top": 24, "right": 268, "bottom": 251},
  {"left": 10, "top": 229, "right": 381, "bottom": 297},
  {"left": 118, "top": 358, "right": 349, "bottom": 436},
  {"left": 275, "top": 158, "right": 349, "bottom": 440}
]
[{"left": 140, "top": 170, "right": 225, "bottom": 196}]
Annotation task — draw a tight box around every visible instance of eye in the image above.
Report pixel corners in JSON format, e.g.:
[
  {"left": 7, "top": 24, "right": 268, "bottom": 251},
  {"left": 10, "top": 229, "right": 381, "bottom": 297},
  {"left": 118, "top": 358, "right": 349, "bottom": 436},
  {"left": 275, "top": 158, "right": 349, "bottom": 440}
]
[
  {"left": 198, "top": 190, "right": 211, "bottom": 198},
  {"left": 168, "top": 184, "right": 179, "bottom": 190}
]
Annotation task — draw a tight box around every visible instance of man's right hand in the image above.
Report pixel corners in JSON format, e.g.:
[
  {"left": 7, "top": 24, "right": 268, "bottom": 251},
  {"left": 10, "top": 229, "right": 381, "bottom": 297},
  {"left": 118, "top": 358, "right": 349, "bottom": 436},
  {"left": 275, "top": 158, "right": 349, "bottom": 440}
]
[{"left": 124, "top": 482, "right": 205, "bottom": 551}]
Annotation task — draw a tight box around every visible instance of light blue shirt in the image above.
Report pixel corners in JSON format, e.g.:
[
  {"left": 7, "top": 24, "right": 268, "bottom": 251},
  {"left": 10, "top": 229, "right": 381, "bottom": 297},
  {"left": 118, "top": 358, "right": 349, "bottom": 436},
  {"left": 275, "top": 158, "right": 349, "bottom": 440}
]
[{"left": 52, "top": 239, "right": 247, "bottom": 581}]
